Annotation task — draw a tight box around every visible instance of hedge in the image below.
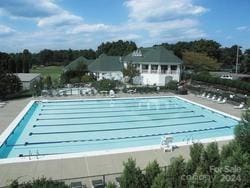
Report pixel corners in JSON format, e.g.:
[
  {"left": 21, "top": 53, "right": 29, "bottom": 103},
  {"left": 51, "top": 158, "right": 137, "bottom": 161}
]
[{"left": 192, "top": 74, "right": 250, "bottom": 93}]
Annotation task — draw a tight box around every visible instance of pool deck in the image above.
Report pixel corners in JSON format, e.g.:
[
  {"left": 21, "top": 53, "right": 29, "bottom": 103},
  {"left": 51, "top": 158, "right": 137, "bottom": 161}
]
[{"left": 0, "top": 93, "right": 242, "bottom": 187}]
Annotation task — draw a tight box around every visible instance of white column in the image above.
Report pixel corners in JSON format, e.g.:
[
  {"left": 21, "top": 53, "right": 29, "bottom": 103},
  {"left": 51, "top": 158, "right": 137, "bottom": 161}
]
[
  {"left": 158, "top": 64, "right": 161, "bottom": 74},
  {"left": 139, "top": 64, "right": 142, "bottom": 73},
  {"left": 148, "top": 64, "right": 151, "bottom": 73},
  {"left": 167, "top": 65, "right": 171, "bottom": 74}
]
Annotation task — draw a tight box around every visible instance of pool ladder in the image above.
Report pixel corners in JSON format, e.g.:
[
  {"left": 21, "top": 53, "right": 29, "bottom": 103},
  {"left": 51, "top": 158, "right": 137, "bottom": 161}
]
[
  {"left": 28, "top": 150, "right": 39, "bottom": 160},
  {"left": 183, "top": 136, "right": 194, "bottom": 144}
]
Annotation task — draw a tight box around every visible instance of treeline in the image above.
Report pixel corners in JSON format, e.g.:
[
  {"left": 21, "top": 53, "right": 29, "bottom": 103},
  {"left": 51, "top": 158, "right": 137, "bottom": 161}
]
[
  {"left": 0, "top": 40, "right": 137, "bottom": 73},
  {"left": 1, "top": 39, "right": 250, "bottom": 74},
  {"left": 159, "top": 39, "right": 250, "bottom": 73}
]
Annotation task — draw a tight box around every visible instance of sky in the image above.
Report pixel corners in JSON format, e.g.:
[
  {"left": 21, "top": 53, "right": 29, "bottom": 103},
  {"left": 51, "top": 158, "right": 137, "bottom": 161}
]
[{"left": 0, "top": 0, "right": 249, "bottom": 53}]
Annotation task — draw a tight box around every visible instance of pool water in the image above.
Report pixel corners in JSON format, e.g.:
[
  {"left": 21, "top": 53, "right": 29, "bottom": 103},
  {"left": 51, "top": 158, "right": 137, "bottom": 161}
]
[{"left": 0, "top": 97, "right": 239, "bottom": 159}]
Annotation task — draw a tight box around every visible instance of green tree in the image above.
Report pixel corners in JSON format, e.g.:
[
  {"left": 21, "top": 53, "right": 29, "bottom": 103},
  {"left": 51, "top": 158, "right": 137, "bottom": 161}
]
[
  {"left": 0, "top": 68, "right": 22, "bottom": 99},
  {"left": 182, "top": 51, "right": 220, "bottom": 72},
  {"left": 144, "top": 160, "right": 161, "bottom": 188},
  {"left": 120, "top": 158, "right": 145, "bottom": 188},
  {"left": 44, "top": 75, "right": 52, "bottom": 89},
  {"left": 189, "top": 143, "right": 204, "bottom": 173},
  {"left": 166, "top": 156, "right": 187, "bottom": 187},
  {"left": 123, "top": 63, "right": 139, "bottom": 83},
  {"left": 151, "top": 171, "right": 168, "bottom": 188},
  {"left": 234, "top": 109, "right": 250, "bottom": 153},
  {"left": 22, "top": 49, "right": 31, "bottom": 73},
  {"left": 96, "top": 40, "right": 137, "bottom": 56}
]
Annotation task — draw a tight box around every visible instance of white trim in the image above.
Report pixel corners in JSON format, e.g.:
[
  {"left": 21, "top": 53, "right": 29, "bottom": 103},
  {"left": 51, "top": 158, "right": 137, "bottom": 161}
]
[
  {"left": 0, "top": 100, "right": 35, "bottom": 147},
  {"left": 0, "top": 96, "right": 240, "bottom": 164}
]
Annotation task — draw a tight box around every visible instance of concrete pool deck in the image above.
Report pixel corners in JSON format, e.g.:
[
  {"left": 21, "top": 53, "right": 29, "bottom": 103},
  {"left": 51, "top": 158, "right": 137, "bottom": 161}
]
[{"left": 0, "top": 93, "right": 243, "bottom": 187}]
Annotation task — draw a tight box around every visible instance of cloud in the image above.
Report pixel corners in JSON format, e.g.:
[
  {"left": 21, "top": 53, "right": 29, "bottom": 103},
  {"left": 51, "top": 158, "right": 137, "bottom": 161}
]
[
  {"left": 236, "top": 26, "right": 249, "bottom": 31},
  {"left": 38, "top": 12, "right": 83, "bottom": 27},
  {"left": 0, "top": 24, "right": 15, "bottom": 36},
  {"left": 124, "top": 0, "right": 207, "bottom": 22},
  {"left": 0, "top": 0, "right": 207, "bottom": 52},
  {"left": 0, "top": 0, "right": 60, "bottom": 18}
]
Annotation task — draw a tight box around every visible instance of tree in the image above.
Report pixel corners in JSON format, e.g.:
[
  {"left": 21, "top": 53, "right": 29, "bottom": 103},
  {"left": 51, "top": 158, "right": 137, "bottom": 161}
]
[
  {"left": 122, "top": 63, "right": 139, "bottom": 83},
  {"left": 120, "top": 158, "right": 145, "bottom": 188},
  {"left": 7, "top": 56, "right": 16, "bottom": 73},
  {"left": 44, "top": 75, "right": 52, "bottom": 89},
  {"left": 219, "top": 45, "right": 243, "bottom": 70},
  {"left": 96, "top": 40, "right": 137, "bottom": 56},
  {"left": 151, "top": 171, "right": 169, "bottom": 188},
  {"left": 182, "top": 51, "right": 220, "bottom": 72},
  {"left": 166, "top": 156, "right": 187, "bottom": 187},
  {"left": 144, "top": 160, "right": 161, "bottom": 188},
  {"left": 234, "top": 109, "right": 250, "bottom": 153},
  {"left": 22, "top": 49, "right": 32, "bottom": 73},
  {"left": 16, "top": 54, "right": 23, "bottom": 73},
  {"left": 241, "top": 49, "right": 250, "bottom": 73},
  {"left": 0, "top": 67, "right": 22, "bottom": 99},
  {"left": 189, "top": 143, "right": 204, "bottom": 173}
]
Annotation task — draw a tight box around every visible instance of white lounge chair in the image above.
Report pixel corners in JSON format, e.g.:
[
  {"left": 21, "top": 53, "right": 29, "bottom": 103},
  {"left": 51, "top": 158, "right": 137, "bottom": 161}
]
[
  {"left": 234, "top": 102, "right": 245, "bottom": 109},
  {"left": 197, "top": 92, "right": 206, "bottom": 97},
  {"left": 206, "top": 93, "right": 211, "bottom": 99},
  {"left": 218, "top": 97, "right": 227, "bottom": 104},
  {"left": 109, "top": 90, "right": 115, "bottom": 98},
  {"left": 160, "top": 135, "right": 174, "bottom": 152},
  {"left": 200, "top": 92, "right": 207, "bottom": 98}
]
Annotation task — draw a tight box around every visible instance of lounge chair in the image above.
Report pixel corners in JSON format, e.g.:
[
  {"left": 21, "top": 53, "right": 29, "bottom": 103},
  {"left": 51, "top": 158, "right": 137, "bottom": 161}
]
[
  {"left": 127, "top": 89, "right": 136, "bottom": 94},
  {"left": 92, "top": 179, "right": 105, "bottom": 188},
  {"left": 160, "top": 135, "right": 174, "bottom": 152},
  {"left": 217, "top": 97, "right": 227, "bottom": 104},
  {"left": 234, "top": 102, "right": 245, "bottom": 109},
  {"left": 199, "top": 92, "right": 206, "bottom": 98},
  {"left": 210, "top": 95, "right": 216, "bottom": 101},
  {"left": 70, "top": 181, "right": 86, "bottom": 188},
  {"left": 109, "top": 90, "right": 115, "bottom": 98},
  {"left": 205, "top": 93, "right": 211, "bottom": 99}
]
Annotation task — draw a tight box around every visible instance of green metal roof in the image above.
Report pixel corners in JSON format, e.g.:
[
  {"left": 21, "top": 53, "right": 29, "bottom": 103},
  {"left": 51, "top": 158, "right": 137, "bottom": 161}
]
[
  {"left": 88, "top": 54, "right": 123, "bottom": 72},
  {"left": 124, "top": 46, "right": 183, "bottom": 65},
  {"left": 64, "top": 56, "right": 93, "bottom": 71}
]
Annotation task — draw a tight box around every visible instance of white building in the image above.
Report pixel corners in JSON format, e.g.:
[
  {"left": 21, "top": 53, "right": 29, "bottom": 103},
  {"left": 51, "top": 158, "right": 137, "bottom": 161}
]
[
  {"left": 88, "top": 54, "right": 123, "bottom": 81},
  {"left": 15, "top": 73, "right": 41, "bottom": 90},
  {"left": 123, "top": 46, "right": 183, "bottom": 86}
]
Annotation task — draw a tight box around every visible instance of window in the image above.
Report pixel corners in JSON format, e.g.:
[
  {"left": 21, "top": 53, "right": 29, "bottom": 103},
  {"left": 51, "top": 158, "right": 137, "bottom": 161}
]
[
  {"left": 151, "top": 64, "right": 158, "bottom": 73},
  {"left": 142, "top": 64, "right": 149, "bottom": 73},
  {"left": 161, "top": 65, "right": 168, "bottom": 74}
]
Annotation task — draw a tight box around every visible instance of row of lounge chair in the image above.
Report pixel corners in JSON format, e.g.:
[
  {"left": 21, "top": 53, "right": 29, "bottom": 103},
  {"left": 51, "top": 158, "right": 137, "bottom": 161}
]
[
  {"left": 198, "top": 92, "right": 247, "bottom": 109},
  {"left": 198, "top": 92, "right": 227, "bottom": 104}
]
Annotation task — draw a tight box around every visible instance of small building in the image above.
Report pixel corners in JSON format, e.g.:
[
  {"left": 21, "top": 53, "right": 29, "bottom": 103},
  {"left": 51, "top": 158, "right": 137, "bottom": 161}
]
[
  {"left": 88, "top": 54, "right": 123, "bottom": 81},
  {"left": 15, "top": 73, "right": 41, "bottom": 90},
  {"left": 123, "top": 46, "right": 183, "bottom": 86}
]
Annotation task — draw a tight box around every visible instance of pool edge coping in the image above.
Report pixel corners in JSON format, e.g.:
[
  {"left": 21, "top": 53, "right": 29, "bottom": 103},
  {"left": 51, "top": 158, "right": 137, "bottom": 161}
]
[{"left": 0, "top": 95, "right": 240, "bottom": 164}]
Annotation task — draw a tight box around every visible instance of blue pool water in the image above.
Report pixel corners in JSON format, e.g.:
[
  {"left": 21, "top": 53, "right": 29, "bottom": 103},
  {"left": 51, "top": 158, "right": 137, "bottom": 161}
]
[{"left": 0, "top": 97, "right": 239, "bottom": 159}]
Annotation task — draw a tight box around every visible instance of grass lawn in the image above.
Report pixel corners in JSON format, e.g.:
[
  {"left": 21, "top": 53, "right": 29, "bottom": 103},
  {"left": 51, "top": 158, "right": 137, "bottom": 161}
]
[{"left": 30, "top": 66, "right": 63, "bottom": 80}]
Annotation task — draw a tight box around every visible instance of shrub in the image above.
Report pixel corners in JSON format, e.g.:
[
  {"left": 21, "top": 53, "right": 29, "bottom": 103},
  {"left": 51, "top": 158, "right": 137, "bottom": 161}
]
[
  {"left": 81, "top": 74, "right": 95, "bottom": 83},
  {"left": 10, "top": 177, "right": 69, "bottom": 188},
  {"left": 92, "top": 79, "right": 120, "bottom": 92},
  {"left": 166, "top": 80, "right": 178, "bottom": 90}
]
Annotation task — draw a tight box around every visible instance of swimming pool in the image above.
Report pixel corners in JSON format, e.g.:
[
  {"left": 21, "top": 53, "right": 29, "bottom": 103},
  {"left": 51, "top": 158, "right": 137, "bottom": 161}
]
[{"left": 0, "top": 96, "right": 239, "bottom": 160}]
